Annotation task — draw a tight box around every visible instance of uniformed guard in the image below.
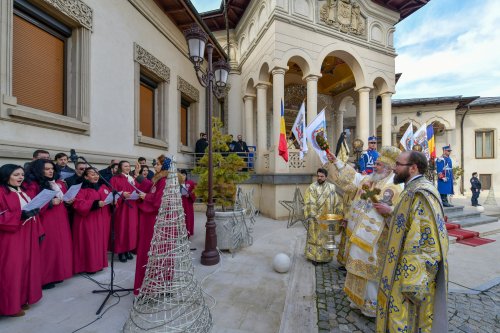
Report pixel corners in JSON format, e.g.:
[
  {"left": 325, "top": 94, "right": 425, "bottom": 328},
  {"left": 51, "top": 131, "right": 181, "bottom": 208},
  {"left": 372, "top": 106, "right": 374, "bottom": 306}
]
[
  {"left": 436, "top": 144, "right": 454, "bottom": 207},
  {"left": 358, "top": 135, "right": 379, "bottom": 175}
]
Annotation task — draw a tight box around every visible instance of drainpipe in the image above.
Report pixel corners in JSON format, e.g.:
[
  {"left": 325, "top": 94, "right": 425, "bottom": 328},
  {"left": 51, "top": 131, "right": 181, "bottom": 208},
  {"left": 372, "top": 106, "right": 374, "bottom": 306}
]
[{"left": 460, "top": 105, "right": 470, "bottom": 195}]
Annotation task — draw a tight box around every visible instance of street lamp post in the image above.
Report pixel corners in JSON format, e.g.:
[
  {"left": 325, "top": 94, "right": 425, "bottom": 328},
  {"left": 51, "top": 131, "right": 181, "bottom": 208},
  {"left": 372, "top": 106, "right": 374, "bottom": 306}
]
[{"left": 184, "top": 24, "right": 229, "bottom": 266}]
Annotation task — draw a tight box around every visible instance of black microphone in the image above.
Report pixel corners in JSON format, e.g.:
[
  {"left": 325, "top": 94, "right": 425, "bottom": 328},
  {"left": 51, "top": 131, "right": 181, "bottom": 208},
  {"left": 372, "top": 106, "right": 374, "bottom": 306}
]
[
  {"left": 152, "top": 159, "right": 156, "bottom": 167},
  {"left": 69, "top": 149, "right": 79, "bottom": 164}
]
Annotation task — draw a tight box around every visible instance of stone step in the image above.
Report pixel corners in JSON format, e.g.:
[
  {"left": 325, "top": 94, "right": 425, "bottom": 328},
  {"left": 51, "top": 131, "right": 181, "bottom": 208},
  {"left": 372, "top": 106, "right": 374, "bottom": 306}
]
[
  {"left": 443, "top": 205, "right": 465, "bottom": 214},
  {"left": 446, "top": 210, "right": 482, "bottom": 221},
  {"left": 452, "top": 215, "right": 498, "bottom": 228}
]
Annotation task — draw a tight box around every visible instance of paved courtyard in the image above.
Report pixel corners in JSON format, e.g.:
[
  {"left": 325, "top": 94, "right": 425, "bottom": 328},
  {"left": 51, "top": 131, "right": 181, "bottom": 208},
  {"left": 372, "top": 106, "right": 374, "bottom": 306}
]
[{"left": 315, "top": 234, "right": 500, "bottom": 333}]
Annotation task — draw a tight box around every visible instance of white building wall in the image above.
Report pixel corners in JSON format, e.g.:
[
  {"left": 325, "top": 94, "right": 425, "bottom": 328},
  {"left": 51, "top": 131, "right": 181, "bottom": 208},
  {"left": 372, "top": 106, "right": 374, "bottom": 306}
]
[{"left": 0, "top": 0, "right": 206, "bottom": 168}]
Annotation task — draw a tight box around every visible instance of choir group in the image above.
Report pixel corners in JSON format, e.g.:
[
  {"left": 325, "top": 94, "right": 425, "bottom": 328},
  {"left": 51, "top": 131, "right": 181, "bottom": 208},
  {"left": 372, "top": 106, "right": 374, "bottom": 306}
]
[{"left": 0, "top": 152, "right": 196, "bottom": 317}]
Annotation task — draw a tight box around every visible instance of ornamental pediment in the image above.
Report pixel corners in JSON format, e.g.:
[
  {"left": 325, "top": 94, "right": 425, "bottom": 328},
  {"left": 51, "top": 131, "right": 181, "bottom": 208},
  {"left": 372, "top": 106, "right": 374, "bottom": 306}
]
[{"left": 319, "top": 0, "right": 366, "bottom": 36}]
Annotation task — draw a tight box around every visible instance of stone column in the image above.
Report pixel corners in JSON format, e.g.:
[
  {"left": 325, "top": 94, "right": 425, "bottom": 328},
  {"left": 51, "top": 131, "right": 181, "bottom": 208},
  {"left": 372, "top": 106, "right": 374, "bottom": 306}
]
[
  {"left": 271, "top": 67, "right": 288, "bottom": 172},
  {"left": 381, "top": 92, "right": 393, "bottom": 146},
  {"left": 243, "top": 94, "right": 255, "bottom": 145},
  {"left": 256, "top": 83, "right": 269, "bottom": 172},
  {"left": 392, "top": 132, "right": 398, "bottom": 146},
  {"left": 227, "top": 69, "right": 243, "bottom": 137},
  {"left": 356, "top": 87, "right": 371, "bottom": 142},
  {"left": 305, "top": 75, "right": 320, "bottom": 125},
  {"left": 369, "top": 90, "right": 377, "bottom": 137},
  {"left": 334, "top": 109, "right": 345, "bottom": 142},
  {"left": 272, "top": 68, "right": 286, "bottom": 146}
]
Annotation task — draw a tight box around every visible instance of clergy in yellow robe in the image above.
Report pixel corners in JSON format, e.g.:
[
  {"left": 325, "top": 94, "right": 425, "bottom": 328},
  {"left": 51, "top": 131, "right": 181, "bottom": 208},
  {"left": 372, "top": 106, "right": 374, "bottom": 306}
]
[
  {"left": 377, "top": 150, "right": 448, "bottom": 333},
  {"left": 327, "top": 146, "right": 403, "bottom": 317},
  {"left": 304, "top": 168, "right": 343, "bottom": 264}
]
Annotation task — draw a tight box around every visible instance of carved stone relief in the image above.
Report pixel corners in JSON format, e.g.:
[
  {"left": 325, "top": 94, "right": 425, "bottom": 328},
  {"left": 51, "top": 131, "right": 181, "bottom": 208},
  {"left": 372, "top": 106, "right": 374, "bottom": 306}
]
[
  {"left": 41, "top": 0, "right": 93, "bottom": 30},
  {"left": 177, "top": 77, "right": 199, "bottom": 102},
  {"left": 134, "top": 43, "right": 170, "bottom": 83},
  {"left": 319, "top": 0, "right": 366, "bottom": 36}
]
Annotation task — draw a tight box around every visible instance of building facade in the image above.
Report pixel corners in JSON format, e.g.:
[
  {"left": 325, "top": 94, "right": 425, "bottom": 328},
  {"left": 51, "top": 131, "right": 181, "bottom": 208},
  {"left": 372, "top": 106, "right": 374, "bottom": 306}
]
[{"left": 0, "top": 0, "right": 428, "bottom": 218}]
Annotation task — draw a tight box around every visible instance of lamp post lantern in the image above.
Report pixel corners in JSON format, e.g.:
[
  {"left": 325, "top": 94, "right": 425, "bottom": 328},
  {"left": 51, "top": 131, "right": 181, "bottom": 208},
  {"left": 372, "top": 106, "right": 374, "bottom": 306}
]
[{"left": 184, "top": 24, "right": 229, "bottom": 266}]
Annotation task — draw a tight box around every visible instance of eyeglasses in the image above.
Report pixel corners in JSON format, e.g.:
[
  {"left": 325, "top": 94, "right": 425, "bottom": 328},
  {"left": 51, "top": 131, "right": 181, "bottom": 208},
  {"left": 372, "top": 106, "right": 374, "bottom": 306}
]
[
  {"left": 395, "top": 161, "right": 413, "bottom": 167},
  {"left": 369, "top": 142, "right": 377, "bottom": 144}
]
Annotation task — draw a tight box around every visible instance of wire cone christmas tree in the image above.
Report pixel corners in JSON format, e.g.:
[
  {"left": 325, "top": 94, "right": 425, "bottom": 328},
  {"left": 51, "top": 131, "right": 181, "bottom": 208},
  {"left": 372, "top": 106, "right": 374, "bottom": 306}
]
[
  {"left": 484, "top": 186, "right": 498, "bottom": 206},
  {"left": 123, "top": 159, "right": 212, "bottom": 333}
]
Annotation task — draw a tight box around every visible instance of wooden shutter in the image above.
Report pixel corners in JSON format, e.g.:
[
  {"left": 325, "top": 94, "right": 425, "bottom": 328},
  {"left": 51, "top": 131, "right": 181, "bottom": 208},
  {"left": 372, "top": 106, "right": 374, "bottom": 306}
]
[
  {"left": 139, "top": 83, "right": 154, "bottom": 138},
  {"left": 180, "top": 102, "right": 189, "bottom": 146},
  {"left": 12, "top": 14, "right": 65, "bottom": 115}
]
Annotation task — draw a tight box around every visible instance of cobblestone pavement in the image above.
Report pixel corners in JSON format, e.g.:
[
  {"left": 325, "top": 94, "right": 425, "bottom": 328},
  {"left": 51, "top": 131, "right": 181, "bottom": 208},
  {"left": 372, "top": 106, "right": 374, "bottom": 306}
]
[{"left": 316, "top": 261, "right": 500, "bottom": 333}]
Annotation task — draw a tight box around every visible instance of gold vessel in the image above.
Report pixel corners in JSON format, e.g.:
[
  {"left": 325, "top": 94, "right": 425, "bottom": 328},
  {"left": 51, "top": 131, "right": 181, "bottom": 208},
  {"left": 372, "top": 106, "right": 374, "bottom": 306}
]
[{"left": 317, "top": 213, "right": 343, "bottom": 250}]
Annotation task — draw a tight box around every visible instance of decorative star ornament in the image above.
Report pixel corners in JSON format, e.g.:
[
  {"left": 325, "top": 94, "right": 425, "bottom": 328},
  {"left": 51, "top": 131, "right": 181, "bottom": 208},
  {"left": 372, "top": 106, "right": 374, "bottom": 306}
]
[{"left": 279, "top": 187, "right": 306, "bottom": 229}]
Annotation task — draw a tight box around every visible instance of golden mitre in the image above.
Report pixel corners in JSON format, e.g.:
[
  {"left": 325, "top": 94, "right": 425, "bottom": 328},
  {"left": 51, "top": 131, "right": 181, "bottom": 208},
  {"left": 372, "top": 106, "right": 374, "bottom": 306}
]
[{"left": 377, "top": 146, "right": 401, "bottom": 168}]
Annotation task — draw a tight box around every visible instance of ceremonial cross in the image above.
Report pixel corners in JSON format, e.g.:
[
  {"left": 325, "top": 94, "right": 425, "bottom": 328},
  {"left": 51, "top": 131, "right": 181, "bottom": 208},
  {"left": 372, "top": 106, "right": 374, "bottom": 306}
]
[{"left": 360, "top": 184, "right": 381, "bottom": 203}]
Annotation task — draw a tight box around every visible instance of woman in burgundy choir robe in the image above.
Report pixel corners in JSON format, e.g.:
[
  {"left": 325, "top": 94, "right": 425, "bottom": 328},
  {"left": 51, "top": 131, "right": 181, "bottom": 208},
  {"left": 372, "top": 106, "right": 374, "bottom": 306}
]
[
  {"left": 134, "top": 155, "right": 170, "bottom": 295},
  {"left": 179, "top": 169, "right": 196, "bottom": 238},
  {"left": 24, "top": 159, "right": 73, "bottom": 289},
  {"left": 110, "top": 161, "right": 140, "bottom": 263},
  {"left": 72, "top": 168, "right": 110, "bottom": 274},
  {"left": 0, "top": 164, "right": 43, "bottom": 317}
]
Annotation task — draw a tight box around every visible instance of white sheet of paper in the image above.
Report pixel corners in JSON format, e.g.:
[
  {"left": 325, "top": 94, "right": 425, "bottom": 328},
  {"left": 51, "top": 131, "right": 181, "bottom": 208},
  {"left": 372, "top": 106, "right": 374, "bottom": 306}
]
[
  {"left": 59, "top": 171, "right": 75, "bottom": 180},
  {"left": 103, "top": 191, "right": 122, "bottom": 205},
  {"left": 22, "top": 189, "right": 57, "bottom": 211},
  {"left": 126, "top": 191, "right": 140, "bottom": 201},
  {"left": 180, "top": 185, "right": 188, "bottom": 196},
  {"left": 63, "top": 183, "right": 82, "bottom": 202}
]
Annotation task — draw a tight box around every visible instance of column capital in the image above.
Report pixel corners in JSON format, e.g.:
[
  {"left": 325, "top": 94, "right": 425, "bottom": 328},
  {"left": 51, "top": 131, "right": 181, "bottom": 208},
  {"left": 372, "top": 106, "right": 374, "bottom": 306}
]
[
  {"left": 304, "top": 74, "right": 321, "bottom": 82},
  {"left": 271, "top": 67, "right": 287, "bottom": 76},
  {"left": 355, "top": 86, "right": 372, "bottom": 93},
  {"left": 380, "top": 91, "right": 393, "bottom": 98},
  {"left": 243, "top": 94, "right": 256, "bottom": 101},
  {"left": 256, "top": 82, "right": 272, "bottom": 90}
]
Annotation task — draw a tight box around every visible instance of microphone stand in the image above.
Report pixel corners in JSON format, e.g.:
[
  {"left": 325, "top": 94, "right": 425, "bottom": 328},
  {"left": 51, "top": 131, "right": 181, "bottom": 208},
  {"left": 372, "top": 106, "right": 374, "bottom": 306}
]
[{"left": 77, "top": 155, "right": 133, "bottom": 315}]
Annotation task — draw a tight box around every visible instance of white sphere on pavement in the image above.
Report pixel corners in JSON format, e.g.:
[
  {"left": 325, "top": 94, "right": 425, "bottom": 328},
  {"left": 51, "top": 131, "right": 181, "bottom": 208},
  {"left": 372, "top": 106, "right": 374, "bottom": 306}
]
[
  {"left": 476, "top": 205, "right": 485, "bottom": 213},
  {"left": 273, "top": 253, "right": 291, "bottom": 273}
]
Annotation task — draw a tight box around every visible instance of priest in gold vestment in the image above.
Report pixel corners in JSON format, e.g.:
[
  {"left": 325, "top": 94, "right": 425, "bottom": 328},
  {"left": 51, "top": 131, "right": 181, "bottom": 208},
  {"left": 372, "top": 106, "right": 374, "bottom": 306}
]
[
  {"left": 304, "top": 168, "right": 343, "bottom": 264},
  {"left": 326, "top": 146, "right": 403, "bottom": 317},
  {"left": 377, "top": 150, "right": 448, "bottom": 333}
]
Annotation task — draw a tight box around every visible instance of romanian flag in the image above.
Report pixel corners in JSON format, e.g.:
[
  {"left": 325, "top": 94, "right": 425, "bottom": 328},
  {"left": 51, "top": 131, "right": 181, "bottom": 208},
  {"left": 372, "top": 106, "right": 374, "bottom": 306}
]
[
  {"left": 427, "top": 124, "right": 436, "bottom": 159},
  {"left": 278, "top": 99, "right": 289, "bottom": 162}
]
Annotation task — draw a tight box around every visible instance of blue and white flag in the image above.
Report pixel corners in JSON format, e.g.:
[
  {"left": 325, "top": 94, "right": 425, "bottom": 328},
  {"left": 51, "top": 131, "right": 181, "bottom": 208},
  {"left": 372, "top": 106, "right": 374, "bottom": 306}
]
[
  {"left": 400, "top": 122, "right": 414, "bottom": 151},
  {"left": 305, "top": 109, "right": 329, "bottom": 164},
  {"left": 291, "top": 101, "right": 308, "bottom": 159}
]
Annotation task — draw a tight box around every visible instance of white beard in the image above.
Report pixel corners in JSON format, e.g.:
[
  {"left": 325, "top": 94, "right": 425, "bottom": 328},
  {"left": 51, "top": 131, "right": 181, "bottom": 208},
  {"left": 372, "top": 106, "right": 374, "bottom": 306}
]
[{"left": 370, "top": 170, "right": 391, "bottom": 183}]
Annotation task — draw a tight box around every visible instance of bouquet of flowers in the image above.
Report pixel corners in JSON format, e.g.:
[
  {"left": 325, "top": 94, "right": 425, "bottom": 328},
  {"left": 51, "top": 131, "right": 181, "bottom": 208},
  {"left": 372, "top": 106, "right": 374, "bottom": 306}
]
[{"left": 315, "top": 133, "right": 331, "bottom": 154}]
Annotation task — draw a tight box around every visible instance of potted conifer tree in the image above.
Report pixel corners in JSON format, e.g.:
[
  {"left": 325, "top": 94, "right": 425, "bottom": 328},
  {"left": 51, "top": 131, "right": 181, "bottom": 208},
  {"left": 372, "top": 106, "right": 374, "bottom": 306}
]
[{"left": 193, "top": 117, "right": 250, "bottom": 250}]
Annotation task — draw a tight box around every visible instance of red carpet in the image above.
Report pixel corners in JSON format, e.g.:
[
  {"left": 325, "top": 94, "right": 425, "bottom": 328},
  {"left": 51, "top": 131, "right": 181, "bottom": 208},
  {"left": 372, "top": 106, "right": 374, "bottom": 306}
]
[
  {"left": 456, "top": 237, "right": 496, "bottom": 246},
  {"left": 445, "top": 219, "right": 496, "bottom": 247}
]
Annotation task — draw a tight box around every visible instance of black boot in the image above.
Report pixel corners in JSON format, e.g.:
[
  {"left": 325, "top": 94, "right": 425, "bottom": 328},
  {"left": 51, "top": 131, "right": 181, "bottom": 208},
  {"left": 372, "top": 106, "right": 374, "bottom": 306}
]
[
  {"left": 118, "top": 253, "right": 127, "bottom": 262},
  {"left": 126, "top": 252, "right": 133, "bottom": 260}
]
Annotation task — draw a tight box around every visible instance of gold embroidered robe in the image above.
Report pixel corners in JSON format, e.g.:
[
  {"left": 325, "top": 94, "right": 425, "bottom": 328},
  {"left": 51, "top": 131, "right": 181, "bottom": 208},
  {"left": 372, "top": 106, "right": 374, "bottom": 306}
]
[
  {"left": 328, "top": 161, "right": 403, "bottom": 316},
  {"left": 304, "top": 181, "right": 342, "bottom": 263},
  {"left": 377, "top": 176, "right": 449, "bottom": 333}
]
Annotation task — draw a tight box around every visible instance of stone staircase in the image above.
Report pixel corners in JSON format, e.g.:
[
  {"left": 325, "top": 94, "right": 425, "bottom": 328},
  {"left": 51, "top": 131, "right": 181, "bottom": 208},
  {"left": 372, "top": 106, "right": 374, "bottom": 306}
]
[
  {"left": 444, "top": 205, "right": 498, "bottom": 227},
  {"left": 444, "top": 205, "right": 500, "bottom": 244}
]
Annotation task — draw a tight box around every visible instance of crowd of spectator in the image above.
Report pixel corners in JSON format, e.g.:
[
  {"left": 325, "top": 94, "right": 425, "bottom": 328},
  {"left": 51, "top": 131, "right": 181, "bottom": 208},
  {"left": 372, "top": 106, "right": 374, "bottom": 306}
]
[{"left": 0, "top": 149, "right": 197, "bottom": 317}]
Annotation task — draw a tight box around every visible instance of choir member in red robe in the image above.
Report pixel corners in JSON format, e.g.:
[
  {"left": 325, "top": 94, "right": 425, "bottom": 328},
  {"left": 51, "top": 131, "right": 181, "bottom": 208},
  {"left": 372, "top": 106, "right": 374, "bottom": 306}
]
[
  {"left": 133, "top": 155, "right": 170, "bottom": 295},
  {"left": 0, "top": 164, "right": 43, "bottom": 317},
  {"left": 110, "top": 161, "right": 140, "bottom": 262},
  {"left": 179, "top": 169, "right": 196, "bottom": 238},
  {"left": 24, "top": 159, "right": 73, "bottom": 289},
  {"left": 72, "top": 168, "right": 110, "bottom": 274}
]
